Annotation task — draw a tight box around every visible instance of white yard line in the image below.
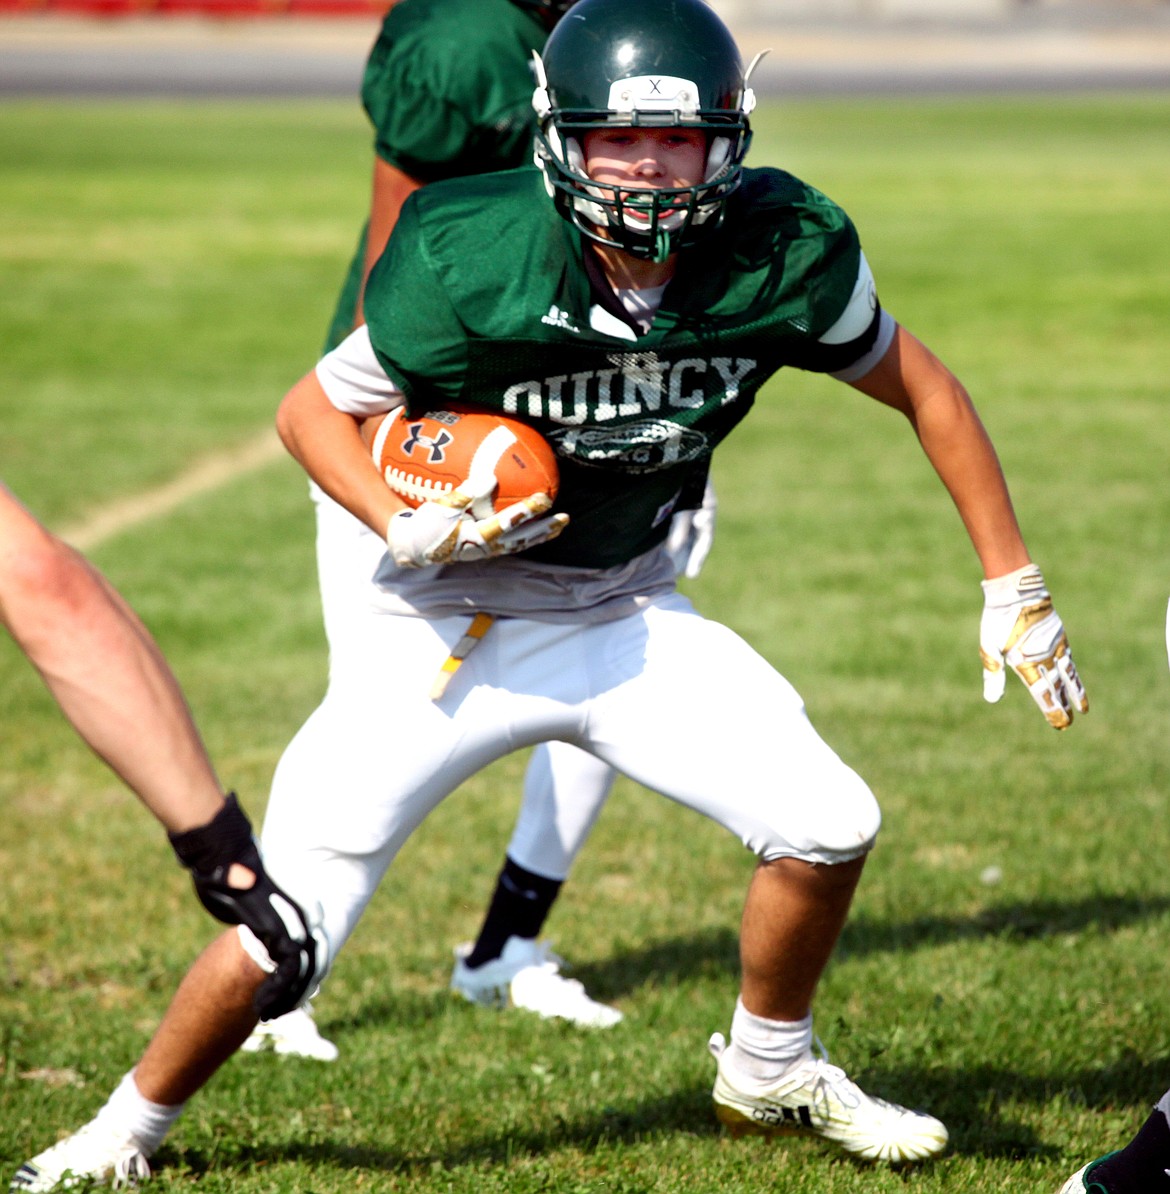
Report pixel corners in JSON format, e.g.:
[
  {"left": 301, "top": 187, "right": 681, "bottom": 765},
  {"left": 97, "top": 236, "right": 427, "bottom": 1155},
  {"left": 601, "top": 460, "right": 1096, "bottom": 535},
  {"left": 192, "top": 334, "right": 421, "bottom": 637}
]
[{"left": 60, "top": 427, "right": 286, "bottom": 551}]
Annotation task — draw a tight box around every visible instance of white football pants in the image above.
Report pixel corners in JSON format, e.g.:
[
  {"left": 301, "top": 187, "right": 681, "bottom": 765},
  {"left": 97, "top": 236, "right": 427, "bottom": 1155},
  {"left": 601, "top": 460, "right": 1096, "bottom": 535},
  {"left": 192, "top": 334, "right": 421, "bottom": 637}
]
[
  {"left": 310, "top": 486, "right": 612, "bottom": 881},
  {"left": 261, "top": 560, "right": 882, "bottom": 967}
]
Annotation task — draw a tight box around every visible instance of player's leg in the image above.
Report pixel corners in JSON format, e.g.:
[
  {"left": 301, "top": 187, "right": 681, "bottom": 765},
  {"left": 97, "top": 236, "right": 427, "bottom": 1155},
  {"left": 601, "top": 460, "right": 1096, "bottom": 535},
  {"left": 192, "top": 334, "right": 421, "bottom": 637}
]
[
  {"left": 451, "top": 742, "right": 622, "bottom": 1028},
  {"left": 10, "top": 611, "right": 520, "bottom": 1189},
  {"left": 0, "top": 482, "right": 224, "bottom": 834},
  {"left": 739, "top": 852, "right": 866, "bottom": 1023},
  {"left": 9, "top": 929, "right": 269, "bottom": 1192},
  {"left": 473, "top": 742, "right": 617, "bottom": 961},
  {"left": 11, "top": 772, "right": 362, "bottom": 1190},
  {"left": 309, "top": 483, "right": 619, "bottom": 1032},
  {"left": 242, "top": 488, "right": 387, "bottom": 1061},
  {"left": 583, "top": 595, "right": 947, "bottom": 1163}
]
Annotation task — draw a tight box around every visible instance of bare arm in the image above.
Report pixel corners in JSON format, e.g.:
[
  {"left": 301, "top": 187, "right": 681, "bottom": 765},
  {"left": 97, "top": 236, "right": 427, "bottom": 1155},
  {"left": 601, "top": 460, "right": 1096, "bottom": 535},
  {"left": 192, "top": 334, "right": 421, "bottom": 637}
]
[
  {"left": 276, "top": 370, "right": 406, "bottom": 537},
  {"left": 354, "top": 156, "right": 423, "bottom": 330},
  {"left": 0, "top": 482, "right": 222, "bottom": 833},
  {"left": 847, "top": 323, "right": 1031, "bottom": 580}
]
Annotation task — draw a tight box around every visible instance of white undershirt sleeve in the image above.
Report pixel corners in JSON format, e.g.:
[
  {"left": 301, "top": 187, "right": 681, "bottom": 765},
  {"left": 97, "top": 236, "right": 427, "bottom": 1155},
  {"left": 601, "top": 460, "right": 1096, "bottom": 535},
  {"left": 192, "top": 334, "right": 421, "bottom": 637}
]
[{"left": 314, "top": 325, "right": 406, "bottom": 418}]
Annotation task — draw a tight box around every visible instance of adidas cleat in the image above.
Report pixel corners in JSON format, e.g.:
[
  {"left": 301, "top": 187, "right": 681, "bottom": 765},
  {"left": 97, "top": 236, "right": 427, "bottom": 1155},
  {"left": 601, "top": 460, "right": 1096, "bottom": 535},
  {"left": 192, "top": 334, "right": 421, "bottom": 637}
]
[
  {"left": 10, "top": 1120, "right": 150, "bottom": 1192},
  {"left": 709, "top": 1032, "right": 948, "bottom": 1164}
]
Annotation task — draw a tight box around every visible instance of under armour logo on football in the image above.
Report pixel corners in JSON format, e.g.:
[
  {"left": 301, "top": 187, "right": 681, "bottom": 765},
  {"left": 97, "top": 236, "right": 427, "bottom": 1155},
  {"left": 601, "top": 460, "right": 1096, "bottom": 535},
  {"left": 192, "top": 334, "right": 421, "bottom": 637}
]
[{"left": 401, "top": 425, "right": 453, "bottom": 463}]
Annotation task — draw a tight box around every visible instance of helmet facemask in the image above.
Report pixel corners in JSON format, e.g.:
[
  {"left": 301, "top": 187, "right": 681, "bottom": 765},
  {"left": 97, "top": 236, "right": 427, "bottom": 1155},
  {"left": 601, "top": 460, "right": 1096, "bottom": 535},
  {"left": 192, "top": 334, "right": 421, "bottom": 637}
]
[{"left": 533, "top": 45, "right": 761, "bottom": 264}]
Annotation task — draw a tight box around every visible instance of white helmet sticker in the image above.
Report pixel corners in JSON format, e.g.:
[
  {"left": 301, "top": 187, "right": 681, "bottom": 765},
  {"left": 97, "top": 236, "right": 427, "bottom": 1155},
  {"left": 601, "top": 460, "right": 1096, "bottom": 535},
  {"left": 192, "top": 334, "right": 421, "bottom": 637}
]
[{"left": 607, "top": 75, "right": 700, "bottom": 116}]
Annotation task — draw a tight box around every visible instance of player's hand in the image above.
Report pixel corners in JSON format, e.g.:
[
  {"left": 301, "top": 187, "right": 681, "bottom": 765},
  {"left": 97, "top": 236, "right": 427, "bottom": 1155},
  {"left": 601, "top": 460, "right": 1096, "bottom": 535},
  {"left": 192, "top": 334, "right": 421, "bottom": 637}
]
[
  {"left": 664, "top": 480, "right": 717, "bottom": 579},
  {"left": 168, "top": 794, "right": 321, "bottom": 1019},
  {"left": 979, "top": 563, "right": 1088, "bottom": 730},
  {"left": 386, "top": 478, "right": 569, "bottom": 568}
]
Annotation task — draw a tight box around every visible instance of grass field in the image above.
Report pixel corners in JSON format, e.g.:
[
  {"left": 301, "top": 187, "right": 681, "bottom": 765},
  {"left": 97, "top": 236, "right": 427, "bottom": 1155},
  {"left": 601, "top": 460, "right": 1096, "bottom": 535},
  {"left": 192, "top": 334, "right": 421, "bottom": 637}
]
[{"left": 2, "top": 93, "right": 1169, "bottom": 1192}]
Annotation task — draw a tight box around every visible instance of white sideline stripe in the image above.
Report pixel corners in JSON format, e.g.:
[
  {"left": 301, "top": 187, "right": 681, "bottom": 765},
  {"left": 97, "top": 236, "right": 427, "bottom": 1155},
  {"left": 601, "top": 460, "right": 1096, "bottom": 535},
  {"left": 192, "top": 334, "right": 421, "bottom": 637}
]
[{"left": 59, "top": 427, "right": 286, "bottom": 551}]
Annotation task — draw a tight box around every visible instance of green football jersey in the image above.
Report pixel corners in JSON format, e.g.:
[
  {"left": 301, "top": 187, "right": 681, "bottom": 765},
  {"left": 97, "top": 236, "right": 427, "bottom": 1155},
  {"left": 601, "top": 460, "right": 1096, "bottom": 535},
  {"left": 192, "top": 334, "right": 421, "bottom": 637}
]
[
  {"left": 364, "top": 166, "right": 876, "bottom": 570},
  {"left": 324, "top": 0, "right": 547, "bottom": 352}
]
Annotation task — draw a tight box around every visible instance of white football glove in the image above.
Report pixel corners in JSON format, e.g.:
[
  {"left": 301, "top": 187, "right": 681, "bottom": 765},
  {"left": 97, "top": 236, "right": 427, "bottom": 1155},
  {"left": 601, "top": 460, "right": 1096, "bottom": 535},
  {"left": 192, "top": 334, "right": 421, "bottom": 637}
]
[
  {"left": 979, "top": 563, "right": 1088, "bottom": 730},
  {"left": 664, "top": 481, "right": 717, "bottom": 580},
  {"left": 386, "top": 477, "right": 568, "bottom": 569}
]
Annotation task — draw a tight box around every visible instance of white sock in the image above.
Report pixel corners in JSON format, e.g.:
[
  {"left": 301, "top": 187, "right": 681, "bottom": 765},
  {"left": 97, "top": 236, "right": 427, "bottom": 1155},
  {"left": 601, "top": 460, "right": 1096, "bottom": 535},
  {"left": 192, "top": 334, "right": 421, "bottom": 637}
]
[
  {"left": 725, "top": 998, "right": 813, "bottom": 1087},
  {"left": 94, "top": 1069, "right": 186, "bottom": 1156}
]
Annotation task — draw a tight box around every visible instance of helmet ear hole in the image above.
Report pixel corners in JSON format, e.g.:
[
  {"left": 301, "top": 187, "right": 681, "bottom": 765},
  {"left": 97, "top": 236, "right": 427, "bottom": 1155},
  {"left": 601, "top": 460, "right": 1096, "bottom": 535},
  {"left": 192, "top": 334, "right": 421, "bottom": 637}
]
[
  {"left": 565, "top": 136, "right": 585, "bottom": 175},
  {"left": 705, "top": 136, "right": 731, "bottom": 182}
]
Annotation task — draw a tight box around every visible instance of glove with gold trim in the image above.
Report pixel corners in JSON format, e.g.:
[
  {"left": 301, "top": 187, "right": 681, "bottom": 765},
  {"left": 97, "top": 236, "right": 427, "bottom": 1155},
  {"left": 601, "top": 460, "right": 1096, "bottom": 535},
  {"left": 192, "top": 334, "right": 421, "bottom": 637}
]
[
  {"left": 979, "top": 563, "right": 1088, "bottom": 730},
  {"left": 387, "top": 480, "right": 568, "bottom": 569}
]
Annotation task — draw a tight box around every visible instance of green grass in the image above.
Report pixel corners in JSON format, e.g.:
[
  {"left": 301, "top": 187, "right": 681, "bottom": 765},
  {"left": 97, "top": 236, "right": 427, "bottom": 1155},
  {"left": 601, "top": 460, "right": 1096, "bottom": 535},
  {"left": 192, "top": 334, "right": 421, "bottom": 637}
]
[{"left": 2, "top": 94, "right": 1169, "bottom": 1192}]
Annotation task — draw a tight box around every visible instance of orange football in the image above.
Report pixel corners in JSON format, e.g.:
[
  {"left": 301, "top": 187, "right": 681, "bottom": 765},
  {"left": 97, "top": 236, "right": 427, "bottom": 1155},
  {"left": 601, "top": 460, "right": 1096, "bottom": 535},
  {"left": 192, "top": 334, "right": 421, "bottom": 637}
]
[{"left": 364, "top": 407, "right": 559, "bottom": 518}]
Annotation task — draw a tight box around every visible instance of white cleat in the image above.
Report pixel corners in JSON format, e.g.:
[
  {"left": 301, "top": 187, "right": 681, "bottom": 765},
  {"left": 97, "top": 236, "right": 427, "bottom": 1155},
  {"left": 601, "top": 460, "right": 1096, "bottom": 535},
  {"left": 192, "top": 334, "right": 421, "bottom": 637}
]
[
  {"left": 1055, "top": 1155, "right": 1116, "bottom": 1192},
  {"left": 240, "top": 1005, "right": 339, "bottom": 1062},
  {"left": 709, "top": 1032, "right": 948, "bottom": 1164},
  {"left": 450, "top": 936, "right": 623, "bottom": 1029},
  {"left": 10, "top": 1120, "right": 151, "bottom": 1192},
  {"left": 1057, "top": 1162, "right": 1093, "bottom": 1193}
]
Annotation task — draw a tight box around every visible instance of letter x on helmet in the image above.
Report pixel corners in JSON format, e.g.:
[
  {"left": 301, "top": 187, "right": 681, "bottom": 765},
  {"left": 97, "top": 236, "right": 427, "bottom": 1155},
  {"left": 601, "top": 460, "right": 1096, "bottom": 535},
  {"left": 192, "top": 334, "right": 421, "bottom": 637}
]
[{"left": 533, "top": 0, "right": 763, "bottom": 263}]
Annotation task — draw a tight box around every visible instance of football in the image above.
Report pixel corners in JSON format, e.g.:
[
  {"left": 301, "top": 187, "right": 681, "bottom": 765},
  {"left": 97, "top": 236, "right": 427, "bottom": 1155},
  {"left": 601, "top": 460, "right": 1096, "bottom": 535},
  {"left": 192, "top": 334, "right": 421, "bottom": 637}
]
[{"left": 364, "top": 406, "right": 559, "bottom": 519}]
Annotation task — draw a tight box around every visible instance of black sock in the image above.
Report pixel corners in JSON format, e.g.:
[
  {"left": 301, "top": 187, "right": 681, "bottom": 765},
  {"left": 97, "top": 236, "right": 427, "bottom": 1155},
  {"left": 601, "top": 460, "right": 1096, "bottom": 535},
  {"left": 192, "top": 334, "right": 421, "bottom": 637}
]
[
  {"left": 464, "top": 856, "right": 563, "bottom": 969},
  {"left": 1093, "top": 1100, "right": 1170, "bottom": 1192}
]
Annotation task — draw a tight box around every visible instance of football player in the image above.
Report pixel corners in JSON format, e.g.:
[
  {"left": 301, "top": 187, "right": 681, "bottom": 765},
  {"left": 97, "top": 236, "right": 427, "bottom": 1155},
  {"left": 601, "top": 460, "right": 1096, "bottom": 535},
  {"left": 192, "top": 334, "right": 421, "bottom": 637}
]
[
  {"left": 11, "top": 0, "right": 1089, "bottom": 1184},
  {"left": 0, "top": 481, "right": 319, "bottom": 1030},
  {"left": 248, "top": 0, "right": 698, "bottom": 1058},
  {"left": 1053, "top": 606, "right": 1170, "bottom": 1194}
]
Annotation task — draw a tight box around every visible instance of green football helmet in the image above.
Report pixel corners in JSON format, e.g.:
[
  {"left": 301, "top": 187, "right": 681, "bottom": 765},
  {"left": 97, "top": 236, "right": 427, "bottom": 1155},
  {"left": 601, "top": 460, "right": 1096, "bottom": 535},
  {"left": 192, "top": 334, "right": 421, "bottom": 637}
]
[
  {"left": 533, "top": 0, "right": 759, "bottom": 263},
  {"left": 510, "top": 0, "right": 579, "bottom": 19}
]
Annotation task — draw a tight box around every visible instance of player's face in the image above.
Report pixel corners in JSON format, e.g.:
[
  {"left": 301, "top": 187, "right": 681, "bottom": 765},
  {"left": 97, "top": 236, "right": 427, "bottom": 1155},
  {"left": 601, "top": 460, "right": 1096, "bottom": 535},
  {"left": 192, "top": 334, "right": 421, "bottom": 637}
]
[
  {"left": 581, "top": 127, "right": 708, "bottom": 249},
  {"left": 578, "top": 126, "right": 708, "bottom": 271},
  {"left": 583, "top": 127, "right": 707, "bottom": 196}
]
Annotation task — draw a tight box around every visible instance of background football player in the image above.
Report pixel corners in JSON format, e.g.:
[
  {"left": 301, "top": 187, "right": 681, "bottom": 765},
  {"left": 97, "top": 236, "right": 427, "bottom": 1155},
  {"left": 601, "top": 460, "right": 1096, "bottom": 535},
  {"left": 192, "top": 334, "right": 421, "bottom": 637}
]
[
  {"left": 250, "top": 0, "right": 714, "bottom": 1058},
  {"left": 12, "top": 0, "right": 1088, "bottom": 1185}
]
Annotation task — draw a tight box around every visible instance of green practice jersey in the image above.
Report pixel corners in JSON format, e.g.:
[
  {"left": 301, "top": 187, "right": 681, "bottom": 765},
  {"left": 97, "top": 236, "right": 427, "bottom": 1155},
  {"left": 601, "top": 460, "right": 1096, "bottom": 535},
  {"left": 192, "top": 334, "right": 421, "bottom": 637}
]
[
  {"left": 324, "top": 0, "right": 547, "bottom": 352},
  {"left": 362, "top": 166, "right": 882, "bottom": 570}
]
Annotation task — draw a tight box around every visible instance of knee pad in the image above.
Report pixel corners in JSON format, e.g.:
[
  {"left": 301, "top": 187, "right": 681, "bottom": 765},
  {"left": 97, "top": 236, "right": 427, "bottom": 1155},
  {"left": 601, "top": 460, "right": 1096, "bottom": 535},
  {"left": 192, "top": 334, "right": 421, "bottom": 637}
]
[
  {"left": 237, "top": 896, "right": 332, "bottom": 1007},
  {"left": 755, "top": 769, "right": 881, "bottom": 866}
]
